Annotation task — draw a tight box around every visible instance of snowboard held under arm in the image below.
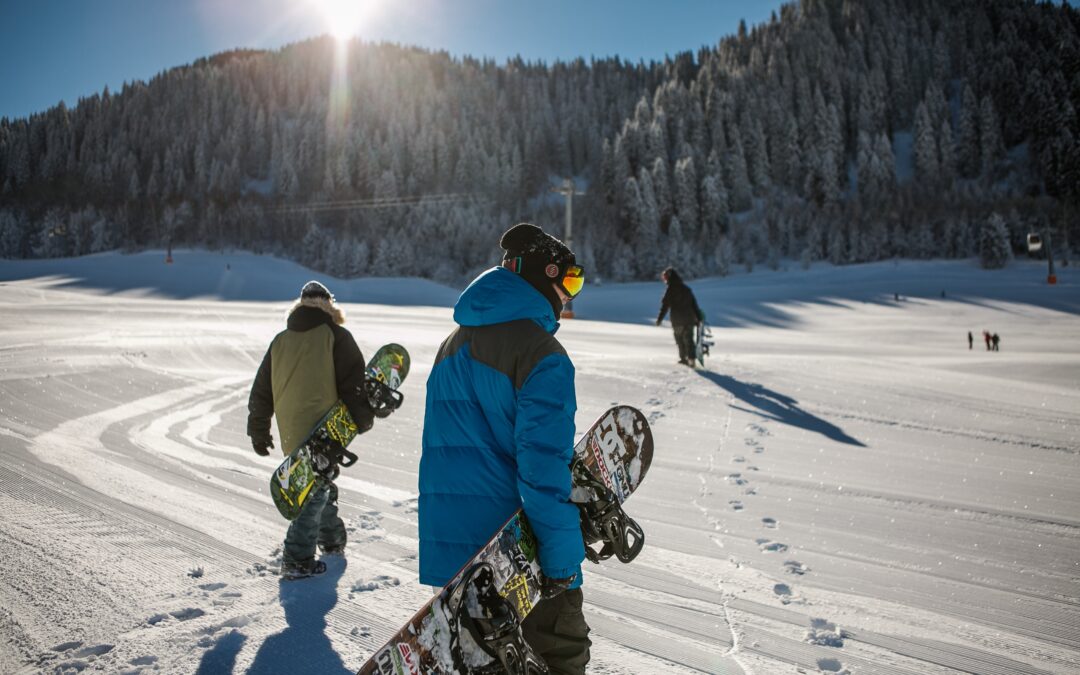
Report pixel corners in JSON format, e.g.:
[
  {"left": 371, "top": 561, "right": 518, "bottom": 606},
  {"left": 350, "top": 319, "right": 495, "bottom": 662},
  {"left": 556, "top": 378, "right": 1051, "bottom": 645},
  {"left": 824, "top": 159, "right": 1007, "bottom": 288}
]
[{"left": 356, "top": 405, "right": 653, "bottom": 675}]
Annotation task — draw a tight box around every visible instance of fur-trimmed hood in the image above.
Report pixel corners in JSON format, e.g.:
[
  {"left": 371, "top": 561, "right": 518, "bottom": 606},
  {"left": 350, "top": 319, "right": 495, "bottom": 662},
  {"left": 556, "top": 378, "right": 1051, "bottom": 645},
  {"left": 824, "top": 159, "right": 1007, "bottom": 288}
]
[{"left": 288, "top": 296, "right": 345, "bottom": 326}]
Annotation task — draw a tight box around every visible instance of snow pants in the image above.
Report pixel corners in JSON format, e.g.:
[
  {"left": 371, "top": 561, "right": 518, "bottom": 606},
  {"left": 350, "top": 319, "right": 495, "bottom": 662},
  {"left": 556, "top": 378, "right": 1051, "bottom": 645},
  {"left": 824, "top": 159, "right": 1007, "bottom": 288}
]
[
  {"left": 521, "top": 588, "right": 591, "bottom": 674},
  {"left": 672, "top": 324, "right": 695, "bottom": 363},
  {"left": 283, "top": 481, "right": 346, "bottom": 565}
]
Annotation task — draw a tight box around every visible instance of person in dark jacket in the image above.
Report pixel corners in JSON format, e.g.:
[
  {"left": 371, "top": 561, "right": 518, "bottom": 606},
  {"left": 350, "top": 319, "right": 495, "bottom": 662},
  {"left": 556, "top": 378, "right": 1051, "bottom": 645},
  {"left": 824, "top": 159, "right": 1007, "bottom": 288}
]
[
  {"left": 656, "top": 267, "right": 703, "bottom": 365},
  {"left": 421, "top": 223, "right": 590, "bottom": 673},
  {"left": 247, "top": 280, "right": 375, "bottom": 579}
]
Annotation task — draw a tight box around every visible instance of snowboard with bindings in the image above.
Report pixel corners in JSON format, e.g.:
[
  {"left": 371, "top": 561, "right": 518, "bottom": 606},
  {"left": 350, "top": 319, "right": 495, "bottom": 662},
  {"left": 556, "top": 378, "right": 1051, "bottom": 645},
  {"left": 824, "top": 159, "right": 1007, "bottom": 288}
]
[
  {"left": 695, "top": 321, "right": 713, "bottom": 367},
  {"left": 270, "top": 343, "right": 410, "bottom": 520},
  {"left": 357, "top": 405, "right": 653, "bottom": 675}
]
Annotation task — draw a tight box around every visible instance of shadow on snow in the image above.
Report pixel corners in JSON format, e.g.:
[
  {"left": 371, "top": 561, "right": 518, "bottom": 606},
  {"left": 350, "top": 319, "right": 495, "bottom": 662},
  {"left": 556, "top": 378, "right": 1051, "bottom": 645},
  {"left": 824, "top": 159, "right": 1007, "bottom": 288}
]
[
  {"left": 697, "top": 370, "right": 865, "bottom": 447},
  {"left": 196, "top": 557, "right": 353, "bottom": 675}
]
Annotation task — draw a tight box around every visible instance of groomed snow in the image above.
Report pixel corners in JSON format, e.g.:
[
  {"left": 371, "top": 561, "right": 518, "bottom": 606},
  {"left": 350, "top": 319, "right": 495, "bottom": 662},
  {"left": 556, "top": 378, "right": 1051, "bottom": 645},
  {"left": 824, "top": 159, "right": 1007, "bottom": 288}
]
[{"left": 0, "top": 250, "right": 1077, "bottom": 674}]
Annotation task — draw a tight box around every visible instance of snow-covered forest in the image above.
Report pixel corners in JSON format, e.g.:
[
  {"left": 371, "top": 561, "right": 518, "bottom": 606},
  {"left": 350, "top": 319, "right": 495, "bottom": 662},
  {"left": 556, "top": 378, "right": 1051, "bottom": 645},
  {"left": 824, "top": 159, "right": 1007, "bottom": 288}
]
[{"left": 0, "top": 0, "right": 1077, "bottom": 281}]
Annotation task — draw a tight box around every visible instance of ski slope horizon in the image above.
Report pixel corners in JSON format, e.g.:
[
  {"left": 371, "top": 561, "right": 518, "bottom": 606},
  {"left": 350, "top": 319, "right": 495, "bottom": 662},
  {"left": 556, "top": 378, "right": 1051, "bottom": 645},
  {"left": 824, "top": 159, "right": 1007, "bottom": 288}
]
[
  {"left": 0, "top": 250, "right": 1078, "bottom": 674},
  {"left": 1, "top": 247, "right": 1077, "bottom": 323}
]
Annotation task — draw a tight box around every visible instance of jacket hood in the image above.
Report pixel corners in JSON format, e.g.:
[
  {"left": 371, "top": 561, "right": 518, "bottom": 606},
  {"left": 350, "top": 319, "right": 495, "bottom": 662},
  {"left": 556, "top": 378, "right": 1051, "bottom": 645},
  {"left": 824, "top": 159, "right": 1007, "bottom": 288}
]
[
  {"left": 287, "top": 298, "right": 344, "bottom": 330},
  {"left": 453, "top": 266, "right": 558, "bottom": 333}
]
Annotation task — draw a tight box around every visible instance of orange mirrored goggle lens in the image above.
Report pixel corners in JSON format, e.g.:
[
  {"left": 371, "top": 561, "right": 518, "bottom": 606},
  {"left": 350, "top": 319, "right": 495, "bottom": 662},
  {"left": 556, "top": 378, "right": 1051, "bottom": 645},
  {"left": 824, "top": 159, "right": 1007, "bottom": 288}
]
[{"left": 560, "top": 265, "right": 585, "bottom": 298}]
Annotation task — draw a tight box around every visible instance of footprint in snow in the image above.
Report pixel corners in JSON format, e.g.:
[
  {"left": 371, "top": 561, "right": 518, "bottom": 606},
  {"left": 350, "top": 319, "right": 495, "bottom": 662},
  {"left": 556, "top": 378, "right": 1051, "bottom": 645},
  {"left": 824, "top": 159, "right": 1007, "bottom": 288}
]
[
  {"left": 745, "top": 486, "right": 758, "bottom": 496},
  {"left": 130, "top": 655, "right": 158, "bottom": 666},
  {"left": 773, "top": 583, "right": 804, "bottom": 606},
  {"left": 805, "top": 618, "right": 845, "bottom": 647},
  {"left": 784, "top": 560, "right": 810, "bottom": 575},
  {"left": 757, "top": 539, "right": 789, "bottom": 553},
  {"left": 731, "top": 455, "right": 746, "bottom": 463},
  {"left": 762, "top": 517, "right": 777, "bottom": 528},
  {"left": 51, "top": 641, "right": 83, "bottom": 653},
  {"left": 728, "top": 500, "right": 744, "bottom": 511},
  {"left": 73, "top": 644, "right": 114, "bottom": 658},
  {"left": 816, "top": 657, "right": 850, "bottom": 673},
  {"left": 725, "top": 473, "right": 747, "bottom": 486},
  {"left": 199, "top": 582, "right": 228, "bottom": 591},
  {"left": 351, "top": 575, "right": 401, "bottom": 593},
  {"left": 170, "top": 608, "right": 206, "bottom": 621},
  {"left": 747, "top": 423, "right": 770, "bottom": 437}
]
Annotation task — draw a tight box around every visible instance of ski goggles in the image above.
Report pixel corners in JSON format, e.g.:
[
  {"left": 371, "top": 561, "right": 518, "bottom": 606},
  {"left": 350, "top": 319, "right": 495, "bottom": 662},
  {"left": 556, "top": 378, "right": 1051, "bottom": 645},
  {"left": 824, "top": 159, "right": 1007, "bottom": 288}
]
[{"left": 559, "top": 265, "right": 585, "bottom": 298}]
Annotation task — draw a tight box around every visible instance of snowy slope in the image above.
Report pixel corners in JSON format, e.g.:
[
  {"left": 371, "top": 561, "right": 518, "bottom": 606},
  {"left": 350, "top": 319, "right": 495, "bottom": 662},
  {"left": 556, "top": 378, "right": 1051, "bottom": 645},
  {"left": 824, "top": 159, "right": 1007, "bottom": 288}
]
[{"left": 0, "top": 251, "right": 1077, "bottom": 674}]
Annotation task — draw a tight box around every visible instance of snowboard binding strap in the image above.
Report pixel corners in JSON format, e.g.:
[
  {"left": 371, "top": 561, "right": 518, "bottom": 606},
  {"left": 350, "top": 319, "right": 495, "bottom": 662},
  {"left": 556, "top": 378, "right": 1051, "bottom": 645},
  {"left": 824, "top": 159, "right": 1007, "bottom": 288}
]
[
  {"left": 309, "top": 433, "right": 358, "bottom": 479},
  {"left": 361, "top": 376, "right": 405, "bottom": 419},
  {"left": 449, "top": 563, "right": 549, "bottom": 675},
  {"left": 573, "top": 463, "right": 645, "bottom": 564}
]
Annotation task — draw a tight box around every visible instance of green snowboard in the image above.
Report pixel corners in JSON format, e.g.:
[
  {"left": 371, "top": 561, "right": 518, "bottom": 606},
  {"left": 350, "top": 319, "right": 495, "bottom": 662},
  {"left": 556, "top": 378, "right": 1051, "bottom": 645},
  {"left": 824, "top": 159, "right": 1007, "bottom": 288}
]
[{"left": 270, "top": 343, "right": 409, "bottom": 520}]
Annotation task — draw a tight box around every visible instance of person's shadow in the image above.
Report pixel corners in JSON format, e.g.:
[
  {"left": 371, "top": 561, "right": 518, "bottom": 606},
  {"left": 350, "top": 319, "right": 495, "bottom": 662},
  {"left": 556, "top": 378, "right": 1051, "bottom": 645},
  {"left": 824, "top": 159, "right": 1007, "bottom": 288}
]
[
  {"left": 242, "top": 557, "right": 352, "bottom": 675},
  {"left": 697, "top": 371, "right": 865, "bottom": 447}
]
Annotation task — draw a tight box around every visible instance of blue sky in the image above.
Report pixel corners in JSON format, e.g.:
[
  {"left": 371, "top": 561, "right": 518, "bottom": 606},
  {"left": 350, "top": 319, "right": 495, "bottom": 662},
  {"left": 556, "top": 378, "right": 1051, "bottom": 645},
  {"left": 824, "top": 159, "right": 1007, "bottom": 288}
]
[{"left": 0, "top": 0, "right": 786, "bottom": 120}]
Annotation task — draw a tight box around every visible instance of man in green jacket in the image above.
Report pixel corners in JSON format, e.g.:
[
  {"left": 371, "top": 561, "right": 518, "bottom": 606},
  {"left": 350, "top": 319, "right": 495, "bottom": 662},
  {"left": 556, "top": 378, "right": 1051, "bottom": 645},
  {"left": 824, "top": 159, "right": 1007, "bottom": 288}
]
[{"left": 247, "top": 280, "right": 375, "bottom": 579}]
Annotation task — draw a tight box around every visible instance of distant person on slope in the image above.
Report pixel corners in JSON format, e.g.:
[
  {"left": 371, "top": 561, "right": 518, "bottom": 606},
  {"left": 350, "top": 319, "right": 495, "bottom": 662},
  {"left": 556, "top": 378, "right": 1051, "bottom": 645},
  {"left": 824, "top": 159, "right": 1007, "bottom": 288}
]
[
  {"left": 992, "top": 333, "right": 1000, "bottom": 351},
  {"left": 656, "top": 266, "right": 703, "bottom": 366},
  {"left": 247, "top": 281, "right": 375, "bottom": 580},
  {"left": 420, "top": 223, "right": 591, "bottom": 673},
  {"left": 968, "top": 331, "right": 973, "bottom": 350}
]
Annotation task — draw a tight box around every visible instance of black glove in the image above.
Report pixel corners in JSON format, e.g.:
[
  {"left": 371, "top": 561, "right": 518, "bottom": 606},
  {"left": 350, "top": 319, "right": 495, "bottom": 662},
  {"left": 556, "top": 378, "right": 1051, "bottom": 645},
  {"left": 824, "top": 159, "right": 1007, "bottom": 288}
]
[
  {"left": 252, "top": 434, "right": 273, "bottom": 457},
  {"left": 540, "top": 574, "right": 576, "bottom": 600}
]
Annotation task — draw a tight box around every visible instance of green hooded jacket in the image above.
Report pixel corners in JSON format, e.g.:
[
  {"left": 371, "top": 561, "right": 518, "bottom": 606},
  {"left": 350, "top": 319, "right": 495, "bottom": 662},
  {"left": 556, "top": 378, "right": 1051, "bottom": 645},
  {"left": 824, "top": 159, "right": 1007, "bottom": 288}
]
[{"left": 247, "top": 299, "right": 374, "bottom": 454}]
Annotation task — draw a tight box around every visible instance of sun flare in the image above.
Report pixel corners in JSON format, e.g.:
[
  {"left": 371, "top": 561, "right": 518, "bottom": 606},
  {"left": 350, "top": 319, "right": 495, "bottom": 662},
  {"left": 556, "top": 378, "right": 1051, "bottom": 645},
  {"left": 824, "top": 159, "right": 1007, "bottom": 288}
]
[{"left": 311, "top": 0, "right": 365, "bottom": 40}]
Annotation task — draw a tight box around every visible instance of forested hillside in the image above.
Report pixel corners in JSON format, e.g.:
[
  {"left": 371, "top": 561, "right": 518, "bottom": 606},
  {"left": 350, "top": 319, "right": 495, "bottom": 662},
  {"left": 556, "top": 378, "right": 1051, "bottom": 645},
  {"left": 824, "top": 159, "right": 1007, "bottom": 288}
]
[{"left": 0, "top": 0, "right": 1077, "bottom": 281}]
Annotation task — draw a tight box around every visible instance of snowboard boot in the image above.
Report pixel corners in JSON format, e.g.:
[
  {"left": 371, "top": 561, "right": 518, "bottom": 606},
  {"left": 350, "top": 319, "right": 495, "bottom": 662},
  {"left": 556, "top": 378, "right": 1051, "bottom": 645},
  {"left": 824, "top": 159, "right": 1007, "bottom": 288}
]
[
  {"left": 320, "top": 544, "right": 346, "bottom": 557},
  {"left": 281, "top": 559, "right": 328, "bottom": 580}
]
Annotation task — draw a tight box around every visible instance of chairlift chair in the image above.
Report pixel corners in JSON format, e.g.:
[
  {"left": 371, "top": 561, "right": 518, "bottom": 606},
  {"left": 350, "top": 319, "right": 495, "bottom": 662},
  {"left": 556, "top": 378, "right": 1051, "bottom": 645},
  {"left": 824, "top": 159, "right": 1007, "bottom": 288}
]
[{"left": 1027, "top": 232, "right": 1043, "bottom": 253}]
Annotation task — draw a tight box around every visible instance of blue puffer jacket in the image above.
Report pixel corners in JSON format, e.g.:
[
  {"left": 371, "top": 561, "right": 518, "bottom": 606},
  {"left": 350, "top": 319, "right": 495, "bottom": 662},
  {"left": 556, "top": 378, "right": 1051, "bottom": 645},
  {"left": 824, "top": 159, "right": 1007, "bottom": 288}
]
[{"left": 419, "top": 266, "right": 584, "bottom": 588}]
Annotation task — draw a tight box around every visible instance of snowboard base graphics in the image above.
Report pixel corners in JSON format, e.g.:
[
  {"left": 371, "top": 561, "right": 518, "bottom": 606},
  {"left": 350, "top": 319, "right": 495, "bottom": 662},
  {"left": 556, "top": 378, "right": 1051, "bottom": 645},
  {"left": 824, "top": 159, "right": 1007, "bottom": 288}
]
[
  {"left": 357, "top": 405, "right": 653, "bottom": 674},
  {"left": 695, "top": 321, "right": 713, "bottom": 366},
  {"left": 270, "top": 343, "right": 409, "bottom": 520}
]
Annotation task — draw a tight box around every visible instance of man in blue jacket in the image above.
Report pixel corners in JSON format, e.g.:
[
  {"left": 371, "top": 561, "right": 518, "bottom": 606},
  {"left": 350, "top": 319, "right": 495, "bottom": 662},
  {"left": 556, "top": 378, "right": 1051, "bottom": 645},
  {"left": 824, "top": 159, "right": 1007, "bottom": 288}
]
[{"left": 420, "top": 222, "right": 589, "bottom": 673}]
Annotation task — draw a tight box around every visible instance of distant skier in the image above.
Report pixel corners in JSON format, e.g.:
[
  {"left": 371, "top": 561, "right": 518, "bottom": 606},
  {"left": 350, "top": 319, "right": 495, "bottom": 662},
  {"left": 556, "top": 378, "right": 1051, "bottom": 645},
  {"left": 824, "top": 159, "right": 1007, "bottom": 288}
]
[
  {"left": 420, "top": 223, "right": 591, "bottom": 672},
  {"left": 655, "top": 267, "right": 703, "bottom": 366},
  {"left": 983, "top": 330, "right": 992, "bottom": 351},
  {"left": 968, "top": 331, "right": 973, "bottom": 350},
  {"left": 992, "top": 333, "right": 1000, "bottom": 351},
  {"left": 247, "top": 281, "right": 376, "bottom": 579}
]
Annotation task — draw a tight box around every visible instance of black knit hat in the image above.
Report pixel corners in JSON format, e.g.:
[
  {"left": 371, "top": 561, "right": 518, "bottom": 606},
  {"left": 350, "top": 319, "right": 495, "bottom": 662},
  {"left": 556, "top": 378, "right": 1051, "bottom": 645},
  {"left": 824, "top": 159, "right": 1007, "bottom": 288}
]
[
  {"left": 500, "top": 223, "right": 575, "bottom": 315},
  {"left": 300, "top": 280, "right": 333, "bottom": 300}
]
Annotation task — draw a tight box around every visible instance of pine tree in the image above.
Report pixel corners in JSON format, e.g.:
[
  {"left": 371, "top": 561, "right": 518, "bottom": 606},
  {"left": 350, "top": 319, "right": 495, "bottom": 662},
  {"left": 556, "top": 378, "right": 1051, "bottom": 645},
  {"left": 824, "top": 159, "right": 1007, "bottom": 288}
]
[
  {"left": 673, "top": 156, "right": 700, "bottom": 234},
  {"left": 978, "top": 96, "right": 1004, "bottom": 178},
  {"left": 979, "top": 212, "right": 1011, "bottom": 269},
  {"left": 636, "top": 169, "right": 661, "bottom": 275},
  {"left": 956, "top": 84, "right": 980, "bottom": 178},
  {"left": 938, "top": 119, "right": 955, "bottom": 188},
  {"left": 725, "top": 126, "right": 753, "bottom": 212},
  {"left": 651, "top": 158, "right": 673, "bottom": 228},
  {"left": 913, "top": 102, "right": 939, "bottom": 186}
]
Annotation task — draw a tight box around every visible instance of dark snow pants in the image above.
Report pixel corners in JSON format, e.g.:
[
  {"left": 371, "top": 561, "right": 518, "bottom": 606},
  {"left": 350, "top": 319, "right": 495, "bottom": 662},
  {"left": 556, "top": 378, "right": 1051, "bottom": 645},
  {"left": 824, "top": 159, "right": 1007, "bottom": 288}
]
[
  {"left": 673, "top": 324, "right": 695, "bottom": 363},
  {"left": 521, "top": 588, "right": 591, "bottom": 674},
  {"left": 283, "top": 481, "right": 346, "bottom": 565}
]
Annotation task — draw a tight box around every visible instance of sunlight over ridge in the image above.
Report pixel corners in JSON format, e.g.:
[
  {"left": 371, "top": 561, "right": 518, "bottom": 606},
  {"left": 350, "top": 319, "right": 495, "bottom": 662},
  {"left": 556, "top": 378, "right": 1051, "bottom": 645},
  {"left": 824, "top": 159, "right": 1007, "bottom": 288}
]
[{"left": 310, "top": 0, "right": 369, "bottom": 40}]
